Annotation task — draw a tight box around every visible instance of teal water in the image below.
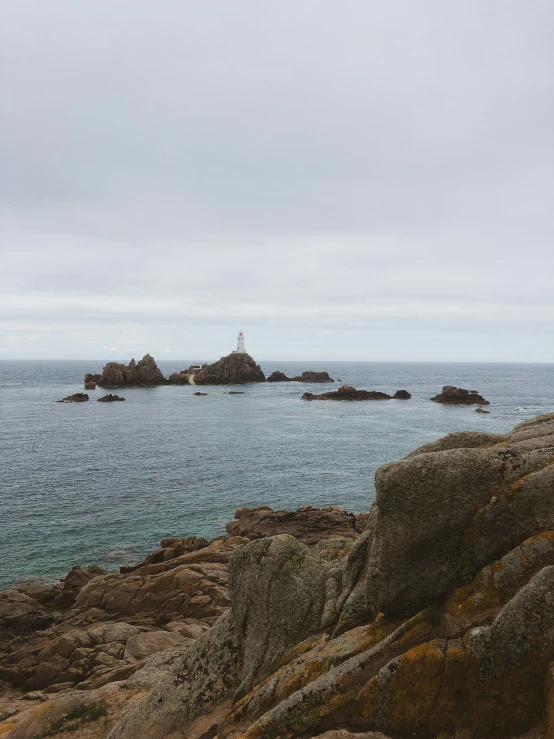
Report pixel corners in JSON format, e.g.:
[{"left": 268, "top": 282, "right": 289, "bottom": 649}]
[{"left": 1, "top": 360, "right": 553, "bottom": 588}]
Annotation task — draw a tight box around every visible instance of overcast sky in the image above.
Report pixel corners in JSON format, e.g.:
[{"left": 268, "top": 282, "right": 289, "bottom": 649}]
[{"left": 1, "top": 1, "right": 553, "bottom": 361}]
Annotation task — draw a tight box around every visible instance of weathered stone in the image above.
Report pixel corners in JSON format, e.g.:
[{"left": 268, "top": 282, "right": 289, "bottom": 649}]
[
  {"left": 192, "top": 352, "right": 266, "bottom": 385},
  {"left": 226, "top": 505, "right": 359, "bottom": 546},
  {"left": 96, "top": 354, "right": 168, "bottom": 387}
]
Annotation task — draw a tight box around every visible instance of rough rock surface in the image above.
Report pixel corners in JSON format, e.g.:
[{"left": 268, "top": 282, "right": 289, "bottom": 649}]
[
  {"left": 226, "top": 505, "right": 360, "bottom": 546},
  {"left": 303, "top": 385, "right": 392, "bottom": 401},
  {"left": 56, "top": 393, "right": 89, "bottom": 403},
  {"left": 97, "top": 395, "right": 125, "bottom": 402},
  {"left": 192, "top": 352, "right": 266, "bottom": 385},
  {"left": 431, "top": 384, "right": 490, "bottom": 405},
  {"left": 392, "top": 389, "right": 411, "bottom": 399},
  {"left": 5, "top": 414, "right": 554, "bottom": 739},
  {"left": 84, "top": 373, "right": 101, "bottom": 386},
  {"left": 96, "top": 355, "right": 168, "bottom": 388}
]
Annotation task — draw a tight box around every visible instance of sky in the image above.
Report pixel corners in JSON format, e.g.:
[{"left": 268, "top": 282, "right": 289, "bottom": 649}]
[{"left": 1, "top": 1, "right": 553, "bottom": 362}]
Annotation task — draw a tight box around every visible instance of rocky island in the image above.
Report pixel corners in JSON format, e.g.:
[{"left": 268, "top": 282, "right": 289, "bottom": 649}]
[
  {"left": 170, "top": 352, "right": 266, "bottom": 386},
  {"left": 431, "top": 384, "right": 490, "bottom": 405},
  {"left": 267, "top": 370, "right": 334, "bottom": 383},
  {"left": 4, "top": 413, "right": 554, "bottom": 737},
  {"left": 87, "top": 355, "right": 168, "bottom": 388},
  {"left": 302, "top": 385, "right": 411, "bottom": 401}
]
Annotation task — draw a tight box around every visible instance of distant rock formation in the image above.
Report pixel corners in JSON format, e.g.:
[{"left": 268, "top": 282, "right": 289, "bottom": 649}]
[
  {"left": 302, "top": 385, "right": 393, "bottom": 401},
  {"left": 94, "top": 354, "right": 168, "bottom": 388},
  {"left": 84, "top": 373, "right": 100, "bottom": 389},
  {"left": 168, "top": 364, "right": 205, "bottom": 385},
  {"left": 192, "top": 353, "right": 266, "bottom": 386},
  {"left": 56, "top": 393, "right": 89, "bottom": 403},
  {"left": 193, "top": 392, "right": 208, "bottom": 396},
  {"left": 431, "top": 385, "right": 490, "bottom": 406},
  {"left": 266, "top": 370, "right": 292, "bottom": 383},
  {"left": 267, "top": 370, "right": 335, "bottom": 383},
  {"left": 393, "top": 389, "right": 412, "bottom": 399},
  {"left": 97, "top": 394, "right": 125, "bottom": 402},
  {"left": 476, "top": 407, "right": 490, "bottom": 414}
]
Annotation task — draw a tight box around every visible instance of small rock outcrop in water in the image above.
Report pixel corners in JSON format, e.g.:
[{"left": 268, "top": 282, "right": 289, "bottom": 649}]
[
  {"left": 6, "top": 415, "right": 554, "bottom": 739},
  {"left": 303, "top": 385, "right": 393, "bottom": 401},
  {"left": 266, "top": 370, "right": 293, "bottom": 383},
  {"left": 192, "top": 352, "right": 266, "bottom": 385},
  {"left": 56, "top": 393, "right": 89, "bottom": 403},
  {"left": 476, "top": 406, "right": 490, "bottom": 414},
  {"left": 431, "top": 384, "right": 490, "bottom": 405},
  {"left": 97, "top": 394, "right": 125, "bottom": 402},
  {"left": 393, "top": 389, "right": 411, "bottom": 399},
  {"left": 193, "top": 391, "right": 208, "bottom": 396},
  {"left": 267, "top": 370, "right": 335, "bottom": 383},
  {"left": 84, "top": 373, "right": 100, "bottom": 389},
  {"left": 95, "top": 354, "right": 168, "bottom": 388}
]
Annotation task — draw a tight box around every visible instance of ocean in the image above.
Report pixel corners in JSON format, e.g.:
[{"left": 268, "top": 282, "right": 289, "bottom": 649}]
[{"left": 1, "top": 360, "right": 553, "bottom": 589}]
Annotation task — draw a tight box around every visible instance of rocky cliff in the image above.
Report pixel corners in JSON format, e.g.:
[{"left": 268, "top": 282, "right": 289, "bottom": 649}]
[
  {"left": 192, "top": 353, "right": 266, "bottom": 385},
  {"left": 3, "top": 414, "right": 554, "bottom": 739},
  {"left": 94, "top": 355, "right": 168, "bottom": 388}
]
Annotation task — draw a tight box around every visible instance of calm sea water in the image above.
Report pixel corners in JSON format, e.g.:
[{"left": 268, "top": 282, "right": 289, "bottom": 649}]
[{"left": 1, "top": 360, "right": 553, "bottom": 589}]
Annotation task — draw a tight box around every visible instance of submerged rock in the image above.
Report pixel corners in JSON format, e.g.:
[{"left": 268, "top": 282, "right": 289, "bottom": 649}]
[
  {"left": 476, "top": 406, "right": 490, "bottom": 414},
  {"left": 95, "top": 354, "right": 168, "bottom": 388},
  {"left": 193, "top": 352, "right": 266, "bottom": 385},
  {"left": 431, "top": 384, "right": 490, "bottom": 405},
  {"left": 303, "top": 385, "right": 392, "bottom": 401},
  {"left": 56, "top": 393, "right": 89, "bottom": 403}
]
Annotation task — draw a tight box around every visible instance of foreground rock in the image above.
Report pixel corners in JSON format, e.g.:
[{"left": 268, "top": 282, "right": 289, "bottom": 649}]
[
  {"left": 56, "top": 393, "right": 89, "bottom": 403},
  {"left": 192, "top": 352, "right": 266, "bottom": 385},
  {"left": 97, "top": 395, "right": 125, "bottom": 402},
  {"left": 5, "top": 414, "right": 554, "bottom": 738},
  {"left": 303, "top": 385, "right": 393, "bottom": 401},
  {"left": 93, "top": 355, "right": 168, "bottom": 388},
  {"left": 431, "top": 384, "right": 490, "bottom": 405}
]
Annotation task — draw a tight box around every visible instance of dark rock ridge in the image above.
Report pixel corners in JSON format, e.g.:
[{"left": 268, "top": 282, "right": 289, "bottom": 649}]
[
  {"left": 192, "top": 392, "right": 208, "bottom": 396},
  {"left": 97, "top": 395, "right": 125, "bottom": 402},
  {"left": 56, "top": 393, "right": 89, "bottom": 403},
  {"left": 5, "top": 414, "right": 554, "bottom": 739},
  {"left": 94, "top": 355, "right": 168, "bottom": 388},
  {"left": 431, "top": 384, "right": 490, "bottom": 405},
  {"left": 267, "top": 370, "right": 335, "bottom": 383},
  {"left": 266, "top": 370, "right": 292, "bottom": 383},
  {"left": 302, "top": 385, "right": 394, "bottom": 401},
  {"left": 192, "top": 352, "right": 266, "bottom": 386},
  {"left": 392, "top": 389, "right": 411, "bottom": 399}
]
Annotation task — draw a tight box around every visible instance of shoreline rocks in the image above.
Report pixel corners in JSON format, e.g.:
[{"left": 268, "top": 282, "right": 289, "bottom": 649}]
[
  {"left": 5, "top": 415, "right": 554, "bottom": 739},
  {"left": 431, "top": 384, "right": 490, "bottom": 405}
]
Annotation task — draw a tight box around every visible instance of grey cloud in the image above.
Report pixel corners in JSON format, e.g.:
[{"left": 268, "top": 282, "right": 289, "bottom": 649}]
[{"left": 1, "top": 1, "right": 553, "bottom": 359}]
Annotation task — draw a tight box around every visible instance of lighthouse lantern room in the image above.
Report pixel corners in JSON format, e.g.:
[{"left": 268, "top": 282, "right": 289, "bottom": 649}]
[{"left": 235, "top": 331, "right": 246, "bottom": 354}]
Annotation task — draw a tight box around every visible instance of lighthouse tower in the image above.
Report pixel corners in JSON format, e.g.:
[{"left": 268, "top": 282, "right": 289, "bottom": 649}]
[{"left": 236, "top": 331, "right": 246, "bottom": 354}]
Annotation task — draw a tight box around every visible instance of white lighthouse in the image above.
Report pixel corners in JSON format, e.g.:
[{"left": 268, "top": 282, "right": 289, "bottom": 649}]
[{"left": 235, "top": 330, "right": 246, "bottom": 354}]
